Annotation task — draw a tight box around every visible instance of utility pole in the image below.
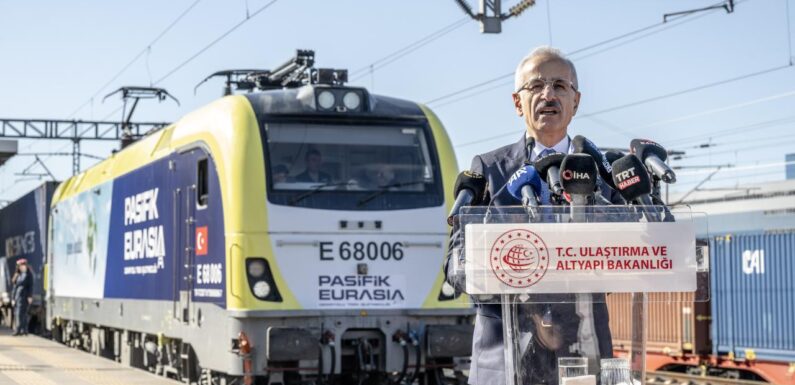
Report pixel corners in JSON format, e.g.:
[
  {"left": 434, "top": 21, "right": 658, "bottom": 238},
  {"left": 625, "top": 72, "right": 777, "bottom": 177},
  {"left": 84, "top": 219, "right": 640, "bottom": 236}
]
[{"left": 454, "top": 0, "right": 536, "bottom": 33}]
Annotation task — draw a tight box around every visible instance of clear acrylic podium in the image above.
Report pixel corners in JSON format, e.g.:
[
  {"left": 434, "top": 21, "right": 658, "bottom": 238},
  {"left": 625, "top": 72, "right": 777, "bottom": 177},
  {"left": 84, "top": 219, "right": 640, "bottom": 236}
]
[{"left": 449, "top": 206, "right": 709, "bottom": 385}]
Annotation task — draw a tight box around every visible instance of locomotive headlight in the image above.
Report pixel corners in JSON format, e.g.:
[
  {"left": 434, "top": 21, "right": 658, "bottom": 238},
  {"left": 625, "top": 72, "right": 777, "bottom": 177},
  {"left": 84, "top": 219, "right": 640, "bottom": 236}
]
[
  {"left": 317, "top": 90, "right": 335, "bottom": 110},
  {"left": 342, "top": 91, "right": 361, "bottom": 110},
  {"left": 247, "top": 259, "right": 266, "bottom": 278},
  {"left": 441, "top": 282, "right": 455, "bottom": 298},
  {"left": 253, "top": 280, "right": 271, "bottom": 298},
  {"left": 245, "top": 257, "right": 283, "bottom": 302}
]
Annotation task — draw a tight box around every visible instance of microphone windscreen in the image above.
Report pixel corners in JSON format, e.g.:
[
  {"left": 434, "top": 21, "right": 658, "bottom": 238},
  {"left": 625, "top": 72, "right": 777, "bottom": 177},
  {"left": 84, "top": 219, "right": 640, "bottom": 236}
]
[
  {"left": 605, "top": 150, "right": 625, "bottom": 165},
  {"left": 572, "top": 135, "right": 616, "bottom": 189},
  {"left": 560, "top": 154, "right": 597, "bottom": 195},
  {"left": 506, "top": 165, "right": 542, "bottom": 200},
  {"left": 630, "top": 139, "right": 668, "bottom": 162},
  {"left": 533, "top": 152, "right": 566, "bottom": 179},
  {"left": 611, "top": 154, "right": 652, "bottom": 201},
  {"left": 454, "top": 170, "right": 487, "bottom": 205}
]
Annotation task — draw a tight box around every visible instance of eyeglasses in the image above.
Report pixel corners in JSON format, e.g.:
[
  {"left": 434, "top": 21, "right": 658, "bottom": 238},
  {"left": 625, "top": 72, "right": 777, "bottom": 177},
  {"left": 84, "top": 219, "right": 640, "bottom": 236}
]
[{"left": 516, "top": 77, "right": 578, "bottom": 95}]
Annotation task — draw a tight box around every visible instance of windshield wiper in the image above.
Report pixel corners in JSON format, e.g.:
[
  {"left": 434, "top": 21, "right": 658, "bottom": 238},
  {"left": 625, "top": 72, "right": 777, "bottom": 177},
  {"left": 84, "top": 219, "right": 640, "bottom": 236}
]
[
  {"left": 289, "top": 182, "right": 353, "bottom": 205},
  {"left": 356, "top": 180, "right": 430, "bottom": 207}
]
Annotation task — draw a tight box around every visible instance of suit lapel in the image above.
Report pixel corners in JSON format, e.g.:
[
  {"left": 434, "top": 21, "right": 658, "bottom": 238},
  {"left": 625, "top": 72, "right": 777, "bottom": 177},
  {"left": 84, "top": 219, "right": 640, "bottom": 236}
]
[{"left": 496, "top": 135, "right": 529, "bottom": 183}]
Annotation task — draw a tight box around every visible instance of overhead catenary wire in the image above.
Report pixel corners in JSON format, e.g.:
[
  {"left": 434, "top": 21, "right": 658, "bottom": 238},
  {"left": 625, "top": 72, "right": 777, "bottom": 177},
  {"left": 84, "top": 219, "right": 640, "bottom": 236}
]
[
  {"left": 454, "top": 78, "right": 795, "bottom": 149},
  {"left": 676, "top": 169, "right": 783, "bottom": 184},
  {"left": 21, "top": 0, "right": 282, "bottom": 185},
  {"left": 426, "top": 0, "right": 738, "bottom": 107},
  {"left": 677, "top": 131, "right": 795, "bottom": 150},
  {"left": 8, "top": 0, "right": 281, "bottom": 194},
  {"left": 671, "top": 170, "right": 785, "bottom": 193},
  {"left": 442, "top": 62, "right": 793, "bottom": 142},
  {"left": 6, "top": 0, "right": 204, "bottom": 193},
  {"left": 9, "top": 0, "right": 204, "bottom": 173},
  {"left": 576, "top": 63, "right": 792, "bottom": 120},
  {"left": 64, "top": 0, "right": 203, "bottom": 120},
  {"left": 674, "top": 138, "right": 795, "bottom": 161},
  {"left": 627, "top": 88, "right": 795, "bottom": 132},
  {"left": 349, "top": 17, "right": 470, "bottom": 82},
  {"left": 666, "top": 114, "right": 795, "bottom": 146},
  {"left": 676, "top": 159, "right": 795, "bottom": 177},
  {"left": 152, "top": 0, "right": 280, "bottom": 85}
]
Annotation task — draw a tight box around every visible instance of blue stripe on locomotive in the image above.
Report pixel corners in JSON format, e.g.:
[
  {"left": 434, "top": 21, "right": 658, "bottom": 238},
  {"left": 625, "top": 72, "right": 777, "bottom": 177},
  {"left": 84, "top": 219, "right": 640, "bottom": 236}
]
[{"left": 102, "top": 148, "right": 226, "bottom": 306}]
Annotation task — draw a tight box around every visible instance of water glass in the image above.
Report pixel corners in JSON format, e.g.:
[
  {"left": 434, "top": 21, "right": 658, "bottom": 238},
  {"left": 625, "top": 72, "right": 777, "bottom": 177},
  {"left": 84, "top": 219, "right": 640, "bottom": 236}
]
[
  {"left": 558, "top": 357, "right": 588, "bottom": 383},
  {"left": 600, "top": 358, "right": 632, "bottom": 385}
]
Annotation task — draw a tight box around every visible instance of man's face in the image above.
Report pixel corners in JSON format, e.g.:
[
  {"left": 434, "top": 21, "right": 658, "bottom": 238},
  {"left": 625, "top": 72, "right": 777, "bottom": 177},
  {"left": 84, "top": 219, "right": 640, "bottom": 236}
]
[
  {"left": 307, "top": 154, "right": 322, "bottom": 172},
  {"left": 375, "top": 167, "right": 394, "bottom": 186},
  {"left": 19, "top": 265, "right": 27, "bottom": 273},
  {"left": 512, "top": 59, "right": 580, "bottom": 137}
]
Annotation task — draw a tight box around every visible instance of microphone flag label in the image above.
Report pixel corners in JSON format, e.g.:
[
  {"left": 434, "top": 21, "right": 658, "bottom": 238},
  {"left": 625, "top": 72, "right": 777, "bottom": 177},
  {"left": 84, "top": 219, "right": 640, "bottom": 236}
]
[{"left": 465, "top": 221, "right": 697, "bottom": 294}]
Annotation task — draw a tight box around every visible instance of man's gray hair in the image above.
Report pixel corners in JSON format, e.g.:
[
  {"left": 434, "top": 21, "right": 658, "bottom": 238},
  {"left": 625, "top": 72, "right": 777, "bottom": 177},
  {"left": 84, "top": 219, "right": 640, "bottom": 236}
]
[{"left": 514, "top": 46, "right": 578, "bottom": 90}]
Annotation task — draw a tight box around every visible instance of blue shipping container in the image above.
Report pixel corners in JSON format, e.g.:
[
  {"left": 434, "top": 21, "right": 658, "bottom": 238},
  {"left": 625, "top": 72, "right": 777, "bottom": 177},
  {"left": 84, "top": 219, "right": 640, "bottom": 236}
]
[
  {"left": 0, "top": 182, "right": 57, "bottom": 303},
  {"left": 711, "top": 231, "right": 795, "bottom": 362}
]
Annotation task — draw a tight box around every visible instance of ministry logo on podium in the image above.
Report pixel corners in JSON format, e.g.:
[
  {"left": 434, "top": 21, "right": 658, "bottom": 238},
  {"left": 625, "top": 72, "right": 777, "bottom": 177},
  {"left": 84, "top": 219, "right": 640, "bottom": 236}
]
[{"left": 489, "top": 229, "right": 550, "bottom": 288}]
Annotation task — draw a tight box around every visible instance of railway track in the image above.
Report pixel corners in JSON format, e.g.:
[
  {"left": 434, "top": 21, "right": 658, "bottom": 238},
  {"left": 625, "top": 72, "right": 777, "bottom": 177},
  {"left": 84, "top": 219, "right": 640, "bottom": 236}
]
[{"left": 647, "top": 371, "right": 770, "bottom": 385}]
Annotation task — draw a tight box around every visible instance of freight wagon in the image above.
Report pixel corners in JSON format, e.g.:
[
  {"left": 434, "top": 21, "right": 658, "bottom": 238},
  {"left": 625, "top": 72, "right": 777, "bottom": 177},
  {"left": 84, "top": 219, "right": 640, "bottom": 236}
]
[
  {"left": 0, "top": 181, "right": 58, "bottom": 333},
  {"left": 608, "top": 230, "right": 795, "bottom": 384}
]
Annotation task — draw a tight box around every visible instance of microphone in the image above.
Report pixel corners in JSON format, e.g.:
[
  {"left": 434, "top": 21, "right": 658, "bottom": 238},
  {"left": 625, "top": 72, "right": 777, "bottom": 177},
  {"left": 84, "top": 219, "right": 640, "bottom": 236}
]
[
  {"left": 447, "top": 171, "right": 487, "bottom": 226},
  {"left": 534, "top": 153, "right": 566, "bottom": 199},
  {"left": 558, "top": 153, "right": 602, "bottom": 365},
  {"left": 604, "top": 150, "right": 625, "bottom": 166},
  {"left": 506, "top": 164, "right": 543, "bottom": 217},
  {"left": 610, "top": 154, "right": 661, "bottom": 222},
  {"left": 560, "top": 154, "right": 599, "bottom": 210},
  {"left": 572, "top": 135, "right": 616, "bottom": 189},
  {"left": 630, "top": 139, "right": 676, "bottom": 183}
]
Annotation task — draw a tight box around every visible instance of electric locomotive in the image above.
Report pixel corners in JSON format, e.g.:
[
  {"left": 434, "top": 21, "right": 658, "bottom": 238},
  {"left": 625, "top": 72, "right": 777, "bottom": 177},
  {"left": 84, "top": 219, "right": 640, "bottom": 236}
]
[{"left": 46, "top": 50, "right": 473, "bottom": 385}]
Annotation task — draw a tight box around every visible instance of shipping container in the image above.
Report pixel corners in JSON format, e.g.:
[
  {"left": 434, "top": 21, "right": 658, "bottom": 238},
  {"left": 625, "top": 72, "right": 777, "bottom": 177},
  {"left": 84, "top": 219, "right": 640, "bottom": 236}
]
[
  {"left": 607, "top": 291, "right": 710, "bottom": 356},
  {"left": 0, "top": 181, "right": 58, "bottom": 332},
  {"left": 711, "top": 231, "right": 795, "bottom": 363}
]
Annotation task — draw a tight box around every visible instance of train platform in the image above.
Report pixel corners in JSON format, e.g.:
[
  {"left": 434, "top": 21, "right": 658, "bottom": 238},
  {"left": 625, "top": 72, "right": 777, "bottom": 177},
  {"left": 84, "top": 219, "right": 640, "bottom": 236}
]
[{"left": 0, "top": 327, "right": 174, "bottom": 385}]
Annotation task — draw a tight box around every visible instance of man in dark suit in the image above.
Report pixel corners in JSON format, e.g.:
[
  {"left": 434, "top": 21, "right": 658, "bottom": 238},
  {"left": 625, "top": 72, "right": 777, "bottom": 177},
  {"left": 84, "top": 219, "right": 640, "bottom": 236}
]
[
  {"left": 12, "top": 258, "right": 33, "bottom": 336},
  {"left": 295, "top": 149, "right": 332, "bottom": 184},
  {"left": 445, "top": 46, "right": 620, "bottom": 385}
]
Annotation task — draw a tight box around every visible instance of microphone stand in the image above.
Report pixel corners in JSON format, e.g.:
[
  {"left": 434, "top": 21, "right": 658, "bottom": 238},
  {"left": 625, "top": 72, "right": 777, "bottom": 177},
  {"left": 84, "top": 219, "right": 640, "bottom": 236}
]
[{"left": 568, "top": 191, "right": 601, "bottom": 377}]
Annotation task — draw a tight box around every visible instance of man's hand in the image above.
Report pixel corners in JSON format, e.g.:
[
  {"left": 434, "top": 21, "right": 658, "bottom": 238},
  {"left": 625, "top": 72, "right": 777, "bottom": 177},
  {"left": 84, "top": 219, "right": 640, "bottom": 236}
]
[{"left": 27, "top": 297, "right": 32, "bottom": 305}]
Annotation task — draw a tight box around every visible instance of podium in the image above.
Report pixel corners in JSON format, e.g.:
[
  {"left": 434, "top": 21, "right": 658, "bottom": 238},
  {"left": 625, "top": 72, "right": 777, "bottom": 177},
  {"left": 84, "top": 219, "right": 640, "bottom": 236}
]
[{"left": 449, "top": 205, "right": 709, "bottom": 385}]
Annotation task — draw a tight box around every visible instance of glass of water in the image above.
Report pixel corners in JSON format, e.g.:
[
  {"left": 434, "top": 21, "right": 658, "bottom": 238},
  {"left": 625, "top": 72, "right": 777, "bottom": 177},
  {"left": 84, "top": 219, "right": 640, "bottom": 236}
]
[
  {"left": 558, "top": 357, "right": 588, "bottom": 383},
  {"left": 600, "top": 358, "right": 632, "bottom": 385}
]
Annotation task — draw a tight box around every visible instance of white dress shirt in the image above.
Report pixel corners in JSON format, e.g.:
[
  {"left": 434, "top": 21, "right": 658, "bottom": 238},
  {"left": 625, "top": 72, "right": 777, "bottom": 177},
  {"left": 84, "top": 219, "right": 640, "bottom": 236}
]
[{"left": 528, "top": 135, "right": 573, "bottom": 162}]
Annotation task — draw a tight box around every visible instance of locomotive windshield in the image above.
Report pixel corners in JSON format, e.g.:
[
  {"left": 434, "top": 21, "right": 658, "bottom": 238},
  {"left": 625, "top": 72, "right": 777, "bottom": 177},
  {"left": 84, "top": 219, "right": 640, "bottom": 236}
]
[{"left": 263, "top": 122, "right": 444, "bottom": 210}]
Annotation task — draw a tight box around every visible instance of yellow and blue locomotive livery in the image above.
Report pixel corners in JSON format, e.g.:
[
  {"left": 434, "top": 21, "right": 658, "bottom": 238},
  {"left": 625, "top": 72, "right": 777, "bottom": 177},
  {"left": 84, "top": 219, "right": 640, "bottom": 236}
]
[{"left": 46, "top": 51, "right": 472, "bottom": 385}]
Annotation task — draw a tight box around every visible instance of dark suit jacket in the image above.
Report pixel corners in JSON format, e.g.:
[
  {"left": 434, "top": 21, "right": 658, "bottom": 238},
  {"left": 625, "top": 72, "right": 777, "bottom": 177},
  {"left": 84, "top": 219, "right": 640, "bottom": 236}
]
[
  {"left": 13, "top": 271, "right": 33, "bottom": 302},
  {"left": 295, "top": 170, "right": 332, "bottom": 183},
  {"left": 445, "top": 135, "right": 620, "bottom": 385}
]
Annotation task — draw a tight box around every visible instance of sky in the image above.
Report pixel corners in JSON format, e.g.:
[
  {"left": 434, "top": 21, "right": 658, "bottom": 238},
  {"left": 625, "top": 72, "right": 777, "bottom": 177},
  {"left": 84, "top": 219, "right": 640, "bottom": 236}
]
[{"left": 1, "top": 0, "right": 794, "bottom": 202}]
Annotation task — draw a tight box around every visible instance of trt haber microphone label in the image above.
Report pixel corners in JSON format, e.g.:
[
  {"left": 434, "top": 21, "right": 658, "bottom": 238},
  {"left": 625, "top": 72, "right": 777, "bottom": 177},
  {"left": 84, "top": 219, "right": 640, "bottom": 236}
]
[
  {"left": 465, "top": 221, "right": 697, "bottom": 294},
  {"left": 614, "top": 167, "right": 641, "bottom": 190}
]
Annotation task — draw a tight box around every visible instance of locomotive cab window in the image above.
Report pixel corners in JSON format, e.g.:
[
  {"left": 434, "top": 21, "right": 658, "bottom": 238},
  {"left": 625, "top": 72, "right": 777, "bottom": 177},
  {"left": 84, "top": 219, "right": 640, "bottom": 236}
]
[
  {"left": 197, "top": 158, "right": 209, "bottom": 207},
  {"left": 263, "top": 122, "right": 443, "bottom": 210}
]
